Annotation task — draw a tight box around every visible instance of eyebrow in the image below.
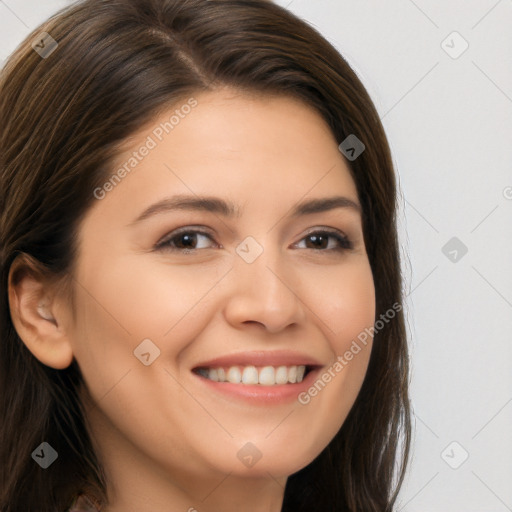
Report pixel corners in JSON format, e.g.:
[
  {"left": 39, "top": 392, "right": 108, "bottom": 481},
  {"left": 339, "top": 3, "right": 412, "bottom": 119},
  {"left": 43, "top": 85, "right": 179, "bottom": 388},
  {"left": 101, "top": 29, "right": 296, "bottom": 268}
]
[{"left": 130, "top": 194, "right": 361, "bottom": 225}]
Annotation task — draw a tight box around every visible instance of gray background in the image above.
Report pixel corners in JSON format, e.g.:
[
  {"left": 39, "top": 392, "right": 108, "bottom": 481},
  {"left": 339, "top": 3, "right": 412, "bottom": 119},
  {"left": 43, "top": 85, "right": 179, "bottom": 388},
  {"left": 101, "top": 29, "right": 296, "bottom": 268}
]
[{"left": 1, "top": 0, "right": 511, "bottom": 510}]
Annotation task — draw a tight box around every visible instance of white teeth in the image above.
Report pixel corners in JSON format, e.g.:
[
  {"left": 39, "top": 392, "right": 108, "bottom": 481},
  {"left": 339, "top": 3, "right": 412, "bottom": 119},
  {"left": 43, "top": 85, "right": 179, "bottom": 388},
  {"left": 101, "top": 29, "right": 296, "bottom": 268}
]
[
  {"left": 217, "top": 367, "right": 226, "bottom": 382},
  {"left": 258, "top": 366, "right": 275, "bottom": 386},
  {"left": 227, "top": 367, "right": 241, "bottom": 384},
  {"left": 198, "top": 364, "right": 307, "bottom": 385},
  {"left": 275, "top": 365, "right": 288, "bottom": 385},
  {"left": 242, "top": 366, "right": 258, "bottom": 385}
]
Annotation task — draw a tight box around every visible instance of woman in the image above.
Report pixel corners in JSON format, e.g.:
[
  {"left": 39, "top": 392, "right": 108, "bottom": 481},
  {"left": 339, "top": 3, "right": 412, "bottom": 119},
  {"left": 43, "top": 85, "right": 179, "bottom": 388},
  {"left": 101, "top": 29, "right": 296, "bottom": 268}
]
[{"left": 0, "top": 0, "right": 411, "bottom": 511}]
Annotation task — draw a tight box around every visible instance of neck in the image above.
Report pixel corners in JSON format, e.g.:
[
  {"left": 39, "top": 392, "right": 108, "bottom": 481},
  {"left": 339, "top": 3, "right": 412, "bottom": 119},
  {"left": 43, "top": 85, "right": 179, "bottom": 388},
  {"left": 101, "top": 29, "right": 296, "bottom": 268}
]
[{"left": 103, "top": 472, "right": 286, "bottom": 512}]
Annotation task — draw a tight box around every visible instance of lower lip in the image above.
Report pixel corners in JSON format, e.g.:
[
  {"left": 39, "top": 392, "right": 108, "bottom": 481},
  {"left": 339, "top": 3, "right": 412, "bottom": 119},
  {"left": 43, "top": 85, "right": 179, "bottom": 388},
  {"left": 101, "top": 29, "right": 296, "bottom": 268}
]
[{"left": 192, "top": 367, "right": 323, "bottom": 404}]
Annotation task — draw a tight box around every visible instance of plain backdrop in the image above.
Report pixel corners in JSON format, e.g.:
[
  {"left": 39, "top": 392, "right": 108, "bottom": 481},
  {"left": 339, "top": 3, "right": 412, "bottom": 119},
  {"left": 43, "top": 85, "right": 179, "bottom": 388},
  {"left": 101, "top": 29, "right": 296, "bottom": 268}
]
[{"left": 1, "top": 1, "right": 511, "bottom": 510}]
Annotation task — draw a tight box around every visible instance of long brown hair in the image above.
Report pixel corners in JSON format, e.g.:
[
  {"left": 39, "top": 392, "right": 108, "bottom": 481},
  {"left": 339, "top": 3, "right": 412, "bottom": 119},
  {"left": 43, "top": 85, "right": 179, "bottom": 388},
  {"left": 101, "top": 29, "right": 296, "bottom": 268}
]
[{"left": 0, "top": 1, "right": 411, "bottom": 510}]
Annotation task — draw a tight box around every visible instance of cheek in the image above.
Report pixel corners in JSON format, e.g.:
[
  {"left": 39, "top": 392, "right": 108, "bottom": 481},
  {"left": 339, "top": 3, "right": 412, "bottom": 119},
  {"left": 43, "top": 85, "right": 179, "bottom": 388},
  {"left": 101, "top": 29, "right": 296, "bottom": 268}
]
[
  {"left": 68, "top": 253, "right": 234, "bottom": 403},
  {"left": 72, "top": 253, "right": 229, "bottom": 348},
  {"left": 321, "top": 260, "right": 375, "bottom": 406},
  {"left": 301, "top": 258, "right": 376, "bottom": 351},
  {"left": 269, "top": 259, "right": 375, "bottom": 468}
]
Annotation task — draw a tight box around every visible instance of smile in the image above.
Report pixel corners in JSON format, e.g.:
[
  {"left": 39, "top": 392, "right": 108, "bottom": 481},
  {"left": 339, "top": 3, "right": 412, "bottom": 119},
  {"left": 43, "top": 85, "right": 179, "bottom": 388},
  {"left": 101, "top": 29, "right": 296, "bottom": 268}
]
[{"left": 194, "top": 364, "right": 308, "bottom": 385}]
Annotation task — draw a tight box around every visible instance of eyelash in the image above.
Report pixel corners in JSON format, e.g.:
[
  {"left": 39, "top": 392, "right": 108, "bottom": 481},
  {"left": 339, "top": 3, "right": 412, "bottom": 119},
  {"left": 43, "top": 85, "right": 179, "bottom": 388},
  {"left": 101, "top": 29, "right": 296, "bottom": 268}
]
[{"left": 155, "top": 227, "right": 354, "bottom": 253}]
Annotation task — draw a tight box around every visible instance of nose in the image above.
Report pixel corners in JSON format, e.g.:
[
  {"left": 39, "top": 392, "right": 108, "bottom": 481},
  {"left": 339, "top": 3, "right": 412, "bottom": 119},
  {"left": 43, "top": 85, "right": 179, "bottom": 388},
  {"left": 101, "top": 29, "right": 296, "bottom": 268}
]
[{"left": 223, "top": 242, "right": 307, "bottom": 334}]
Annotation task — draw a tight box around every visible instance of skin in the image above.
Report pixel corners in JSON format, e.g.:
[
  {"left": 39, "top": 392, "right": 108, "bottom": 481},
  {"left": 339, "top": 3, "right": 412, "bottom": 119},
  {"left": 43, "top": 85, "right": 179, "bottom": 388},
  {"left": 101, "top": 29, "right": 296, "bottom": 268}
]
[{"left": 9, "top": 88, "right": 375, "bottom": 512}]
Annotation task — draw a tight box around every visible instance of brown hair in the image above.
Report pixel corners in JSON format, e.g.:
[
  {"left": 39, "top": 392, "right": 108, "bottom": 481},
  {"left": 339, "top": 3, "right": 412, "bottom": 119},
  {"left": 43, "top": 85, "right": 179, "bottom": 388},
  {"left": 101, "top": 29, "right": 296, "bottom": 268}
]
[{"left": 0, "top": 0, "right": 411, "bottom": 510}]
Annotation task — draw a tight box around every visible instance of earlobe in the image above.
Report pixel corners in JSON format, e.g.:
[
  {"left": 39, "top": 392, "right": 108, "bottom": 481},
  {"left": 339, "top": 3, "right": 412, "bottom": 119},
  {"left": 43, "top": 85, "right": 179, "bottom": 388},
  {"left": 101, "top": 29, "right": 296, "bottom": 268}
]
[{"left": 7, "top": 254, "right": 74, "bottom": 370}]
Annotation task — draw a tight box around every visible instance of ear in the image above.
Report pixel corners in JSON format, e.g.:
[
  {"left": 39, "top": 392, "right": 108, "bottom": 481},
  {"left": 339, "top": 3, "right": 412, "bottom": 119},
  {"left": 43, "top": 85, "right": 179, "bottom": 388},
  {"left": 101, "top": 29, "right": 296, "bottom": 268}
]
[{"left": 7, "top": 253, "right": 74, "bottom": 370}]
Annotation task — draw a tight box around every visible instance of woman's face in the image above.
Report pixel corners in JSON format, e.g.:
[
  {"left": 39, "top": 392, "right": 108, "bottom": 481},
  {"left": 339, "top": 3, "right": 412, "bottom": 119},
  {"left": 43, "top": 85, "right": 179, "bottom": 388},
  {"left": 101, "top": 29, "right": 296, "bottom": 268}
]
[{"left": 66, "top": 88, "right": 375, "bottom": 497}]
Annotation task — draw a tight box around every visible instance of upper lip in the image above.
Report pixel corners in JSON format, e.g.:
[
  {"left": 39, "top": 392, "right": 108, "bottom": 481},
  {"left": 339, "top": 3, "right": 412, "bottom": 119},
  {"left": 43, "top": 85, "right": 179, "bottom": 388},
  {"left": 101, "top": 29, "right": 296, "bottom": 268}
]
[{"left": 192, "top": 350, "right": 323, "bottom": 369}]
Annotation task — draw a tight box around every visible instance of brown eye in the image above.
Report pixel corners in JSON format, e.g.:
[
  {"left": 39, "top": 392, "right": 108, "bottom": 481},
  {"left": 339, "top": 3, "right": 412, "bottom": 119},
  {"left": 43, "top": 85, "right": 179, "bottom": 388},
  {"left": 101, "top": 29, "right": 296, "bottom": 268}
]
[
  {"left": 156, "top": 229, "right": 217, "bottom": 252},
  {"left": 296, "top": 230, "right": 353, "bottom": 251}
]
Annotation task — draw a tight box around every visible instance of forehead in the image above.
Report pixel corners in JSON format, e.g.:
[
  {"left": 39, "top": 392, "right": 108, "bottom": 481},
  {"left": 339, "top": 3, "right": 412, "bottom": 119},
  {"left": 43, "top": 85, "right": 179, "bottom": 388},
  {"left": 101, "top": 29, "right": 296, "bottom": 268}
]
[{"left": 86, "top": 88, "right": 359, "bottom": 223}]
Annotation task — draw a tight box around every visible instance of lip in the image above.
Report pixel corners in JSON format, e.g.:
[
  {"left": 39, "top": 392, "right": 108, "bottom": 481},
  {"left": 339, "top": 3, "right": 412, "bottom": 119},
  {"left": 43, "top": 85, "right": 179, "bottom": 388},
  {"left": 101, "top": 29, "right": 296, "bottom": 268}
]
[
  {"left": 191, "top": 351, "right": 324, "bottom": 405},
  {"left": 192, "top": 365, "right": 323, "bottom": 404},
  {"left": 192, "top": 350, "right": 323, "bottom": 369}
]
